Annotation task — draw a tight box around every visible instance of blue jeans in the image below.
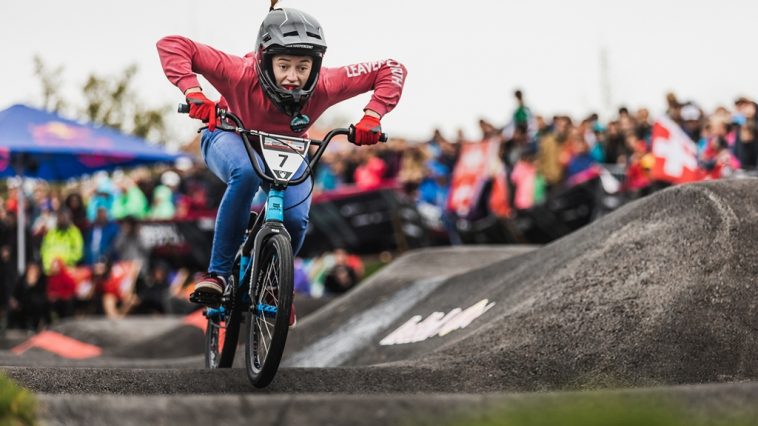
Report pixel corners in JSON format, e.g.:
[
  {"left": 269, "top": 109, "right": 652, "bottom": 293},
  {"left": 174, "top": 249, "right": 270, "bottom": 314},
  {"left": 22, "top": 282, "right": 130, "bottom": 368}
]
[{"left": 200, "top": 129, "right": 312, "bottom": 276}]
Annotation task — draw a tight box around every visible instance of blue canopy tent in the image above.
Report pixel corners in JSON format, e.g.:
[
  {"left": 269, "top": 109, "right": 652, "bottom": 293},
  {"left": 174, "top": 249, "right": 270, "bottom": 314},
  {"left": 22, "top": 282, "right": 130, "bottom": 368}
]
[{"left": 0, "top": 104, "right": 186, "bottom": 273}]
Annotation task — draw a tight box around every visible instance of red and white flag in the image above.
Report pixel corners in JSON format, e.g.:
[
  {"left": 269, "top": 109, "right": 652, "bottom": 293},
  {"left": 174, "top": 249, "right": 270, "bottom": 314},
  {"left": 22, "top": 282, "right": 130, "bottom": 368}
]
[
  {"left": 650, "top": 116, "right": 703, "bottom": 184},
  {"left": 447, "top": 138, "right": 508, "bottom": 217}
]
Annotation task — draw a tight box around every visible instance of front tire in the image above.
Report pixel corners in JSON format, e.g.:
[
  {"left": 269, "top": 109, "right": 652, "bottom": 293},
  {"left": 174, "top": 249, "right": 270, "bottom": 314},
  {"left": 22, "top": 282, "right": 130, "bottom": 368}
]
[{"left": 245, "top": 234, "right": 293, "bottom": 387}]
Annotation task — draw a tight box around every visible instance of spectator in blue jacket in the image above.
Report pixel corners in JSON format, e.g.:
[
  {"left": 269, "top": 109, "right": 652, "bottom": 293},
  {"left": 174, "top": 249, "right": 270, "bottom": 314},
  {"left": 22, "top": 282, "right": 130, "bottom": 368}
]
[
  {"left": 85, "top": 206, "right": 120, "bottom": 265},
  {"left": 87, "top": 178, "right": 116, "bottom": 223}
]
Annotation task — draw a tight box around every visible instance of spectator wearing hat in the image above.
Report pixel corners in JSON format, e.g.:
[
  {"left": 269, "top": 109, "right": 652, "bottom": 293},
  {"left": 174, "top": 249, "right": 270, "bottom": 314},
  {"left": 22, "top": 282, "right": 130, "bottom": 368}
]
[
  {"left": 679, "top": 102, "right": 704, "bottom": 142},
  {"left": 86, "top": 173, "right": 116, "bottom": 222}
]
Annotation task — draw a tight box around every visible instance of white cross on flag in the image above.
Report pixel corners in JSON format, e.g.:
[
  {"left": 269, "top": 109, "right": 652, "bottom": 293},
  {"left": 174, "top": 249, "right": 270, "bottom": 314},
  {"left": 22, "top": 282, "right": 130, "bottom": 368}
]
[{"left": 651, "top": 116, "right": 703, "bottom": 183}]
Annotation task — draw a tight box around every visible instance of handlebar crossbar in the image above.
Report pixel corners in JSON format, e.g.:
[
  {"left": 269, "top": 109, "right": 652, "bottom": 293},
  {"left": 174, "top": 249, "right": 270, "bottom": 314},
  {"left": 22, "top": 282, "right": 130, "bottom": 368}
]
[{"left": 178, "top": 103, "right": 386, "bottom": 187}]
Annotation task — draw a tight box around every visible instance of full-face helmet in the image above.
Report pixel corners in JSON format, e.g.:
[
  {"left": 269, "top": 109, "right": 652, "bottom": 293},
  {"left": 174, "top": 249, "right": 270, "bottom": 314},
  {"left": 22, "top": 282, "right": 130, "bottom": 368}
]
[{"left": 255, "top": 8, "right": 327, "bottom": 117}]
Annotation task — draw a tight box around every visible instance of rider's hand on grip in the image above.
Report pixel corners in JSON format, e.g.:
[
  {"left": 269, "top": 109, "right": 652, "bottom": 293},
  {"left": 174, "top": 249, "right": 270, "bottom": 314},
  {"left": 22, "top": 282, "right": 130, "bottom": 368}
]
[
  {"left": 186, "top": 92, "right": 218, "bottom": 132},
  {"left": 350, "top": 114, "right": 383, "bottom": 146}
]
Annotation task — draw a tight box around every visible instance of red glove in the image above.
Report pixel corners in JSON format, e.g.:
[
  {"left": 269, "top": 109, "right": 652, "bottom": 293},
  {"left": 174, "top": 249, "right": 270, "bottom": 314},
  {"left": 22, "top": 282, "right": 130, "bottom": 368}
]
[
  {"left": 186, "top": 91, "right": 217, "bottom": 131},
  {"left": 352, "top": 114, "right": 382, "bottom": 146}
]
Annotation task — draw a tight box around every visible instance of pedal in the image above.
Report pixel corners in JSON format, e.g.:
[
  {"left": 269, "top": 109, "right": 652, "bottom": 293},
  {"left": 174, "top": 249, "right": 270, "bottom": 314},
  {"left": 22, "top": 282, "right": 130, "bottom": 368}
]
[{"left": 190, "top": 290, "right": 222, "bottom": 307}]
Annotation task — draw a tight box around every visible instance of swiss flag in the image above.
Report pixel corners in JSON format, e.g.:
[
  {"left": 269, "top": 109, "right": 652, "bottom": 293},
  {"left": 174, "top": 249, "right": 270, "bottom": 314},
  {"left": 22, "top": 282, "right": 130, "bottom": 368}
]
[{"left": 650, "top": 116, "right": 703, "bottom": 184}]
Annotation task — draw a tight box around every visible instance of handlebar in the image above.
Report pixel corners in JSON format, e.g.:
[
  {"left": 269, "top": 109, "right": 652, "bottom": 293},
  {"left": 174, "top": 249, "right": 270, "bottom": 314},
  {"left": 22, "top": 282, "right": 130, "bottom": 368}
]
[
  {"left": 177, "top": 103, "right": 388, "bottom": 143},
  {"left": 178, "top": 103, "right": 387, "bottom": 187}
]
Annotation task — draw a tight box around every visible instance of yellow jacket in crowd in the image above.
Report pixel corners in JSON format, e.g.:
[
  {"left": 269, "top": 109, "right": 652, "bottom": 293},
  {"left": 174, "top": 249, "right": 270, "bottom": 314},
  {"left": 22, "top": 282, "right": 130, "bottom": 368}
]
[{"left": 40, "top": 225, "right": 84, "bottom": 274}]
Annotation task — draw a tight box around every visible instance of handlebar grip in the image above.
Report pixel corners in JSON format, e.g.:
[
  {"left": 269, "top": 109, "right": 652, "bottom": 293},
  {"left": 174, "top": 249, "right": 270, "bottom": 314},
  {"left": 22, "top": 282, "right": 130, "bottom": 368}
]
[
  {"left": 179, "top": 97, "right": 206, "bottom": 114},
  {"left": 179, "top": 101, "right": 227, "bottom": 117},
  {"left": 348, "top": 125, "right": 388, "bottom": 144}
]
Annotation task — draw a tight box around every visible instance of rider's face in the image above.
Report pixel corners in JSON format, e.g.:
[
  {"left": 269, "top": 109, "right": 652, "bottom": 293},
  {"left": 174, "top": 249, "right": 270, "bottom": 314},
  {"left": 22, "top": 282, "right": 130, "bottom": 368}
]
[{"left": 272, "top": 55, "right": 313, "bottom": 91}]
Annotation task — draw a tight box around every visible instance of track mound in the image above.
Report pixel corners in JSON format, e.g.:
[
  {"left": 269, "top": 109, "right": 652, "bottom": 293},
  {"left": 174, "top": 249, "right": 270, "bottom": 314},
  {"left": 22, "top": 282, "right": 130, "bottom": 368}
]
[
  {"left": 285, "top": 180, "right": 758, "bottom": 392},
  {"left": 50, "top": 317, "right": 188, "bottom": 349}
]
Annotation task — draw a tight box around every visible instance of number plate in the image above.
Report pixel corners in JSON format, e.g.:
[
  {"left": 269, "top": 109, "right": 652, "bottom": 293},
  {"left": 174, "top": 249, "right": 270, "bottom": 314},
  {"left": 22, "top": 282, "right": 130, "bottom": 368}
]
[{"left": 261, "top": 136, "right": 310, "bottom": 181}]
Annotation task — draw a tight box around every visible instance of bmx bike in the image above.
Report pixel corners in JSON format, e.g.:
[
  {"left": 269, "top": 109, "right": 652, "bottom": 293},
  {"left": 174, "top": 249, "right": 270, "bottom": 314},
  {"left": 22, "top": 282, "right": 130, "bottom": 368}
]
[{"left": 179, "top": 103, "right": 386, "bottom": 387}]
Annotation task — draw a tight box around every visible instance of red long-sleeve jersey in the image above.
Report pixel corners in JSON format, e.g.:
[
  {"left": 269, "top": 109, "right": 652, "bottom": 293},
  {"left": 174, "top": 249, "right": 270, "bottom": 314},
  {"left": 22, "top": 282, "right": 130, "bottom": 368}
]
[{"left": 156, "top": 36, "right": 407, "bottom": 137}]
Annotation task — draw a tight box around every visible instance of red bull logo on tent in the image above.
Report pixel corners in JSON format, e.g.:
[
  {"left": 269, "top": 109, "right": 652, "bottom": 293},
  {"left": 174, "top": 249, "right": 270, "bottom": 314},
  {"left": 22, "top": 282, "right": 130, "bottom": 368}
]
[{"left": 30, "top": 121, "right": 114, "bottom": 149}]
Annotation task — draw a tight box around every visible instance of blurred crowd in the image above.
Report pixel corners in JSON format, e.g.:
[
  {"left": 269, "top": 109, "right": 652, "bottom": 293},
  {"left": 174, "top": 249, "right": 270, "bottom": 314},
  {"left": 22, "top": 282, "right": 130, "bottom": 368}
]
[
  {"left": 1, "top": 89, "right": 756, "bottom": 330},
  {"left": 515, "top": 91, "right": 758, "bottom": 193},
  {"left": 312, "top": 90, "right": 758, "bottom": 240},
  {"left": 0, "top": 159, "right": 228, "bottom": 331}
]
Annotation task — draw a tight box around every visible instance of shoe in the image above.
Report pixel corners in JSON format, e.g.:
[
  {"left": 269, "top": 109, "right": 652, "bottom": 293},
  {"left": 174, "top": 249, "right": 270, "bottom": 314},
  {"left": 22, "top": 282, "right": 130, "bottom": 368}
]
[
  {"left": 190, "top": 272, "right": 226, "bottom": 306},
  {"left": 289, "top": 302, "right": 297, "bottom": 329}
]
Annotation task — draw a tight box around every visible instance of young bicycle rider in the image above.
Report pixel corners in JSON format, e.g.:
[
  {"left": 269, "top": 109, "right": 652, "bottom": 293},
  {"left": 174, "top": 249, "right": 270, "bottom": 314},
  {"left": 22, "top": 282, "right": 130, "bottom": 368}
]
[{"left": 156, "top": 1, "right": 406, "bottom": 326}]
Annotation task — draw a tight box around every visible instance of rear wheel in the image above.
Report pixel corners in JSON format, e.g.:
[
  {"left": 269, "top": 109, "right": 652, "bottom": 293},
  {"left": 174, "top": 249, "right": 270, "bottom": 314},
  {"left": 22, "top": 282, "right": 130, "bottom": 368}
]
[
  {"left": 204, "top": 311, "right": 223, "bottom": 368},
  {"left": 204, "top": 259, "right": 244, "bottom": 368},
  {"left": 245, "top": 233, "right": 293, "bottom": 387}
]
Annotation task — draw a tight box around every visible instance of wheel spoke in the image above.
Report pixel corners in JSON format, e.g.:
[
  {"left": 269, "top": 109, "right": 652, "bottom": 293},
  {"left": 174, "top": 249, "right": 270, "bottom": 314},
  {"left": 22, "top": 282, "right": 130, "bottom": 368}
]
[
  {"left": 265, "top": 287, "right": 277, "bottom": 306},
  {"left": 262, "top": 313, "right": 274, "bottom": 342},
  {"left": 256, "top": 314, "right": 270, "bottom": 357}
]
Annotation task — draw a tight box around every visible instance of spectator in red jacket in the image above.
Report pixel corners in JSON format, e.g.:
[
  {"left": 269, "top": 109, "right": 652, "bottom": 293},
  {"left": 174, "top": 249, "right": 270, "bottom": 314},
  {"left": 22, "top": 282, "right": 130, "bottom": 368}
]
[
  {"left": 46, "top": 258, "right": 77, "bottom": 320},
  {"left": 354, "top": 152, "right": 388, "bottom": 190}
]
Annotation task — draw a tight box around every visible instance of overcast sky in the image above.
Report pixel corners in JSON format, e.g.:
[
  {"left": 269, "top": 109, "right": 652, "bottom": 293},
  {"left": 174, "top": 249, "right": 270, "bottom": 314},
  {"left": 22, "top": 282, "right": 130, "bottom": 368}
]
[{"left": 3, "top": 0, "right": 758, "bottom": 144}]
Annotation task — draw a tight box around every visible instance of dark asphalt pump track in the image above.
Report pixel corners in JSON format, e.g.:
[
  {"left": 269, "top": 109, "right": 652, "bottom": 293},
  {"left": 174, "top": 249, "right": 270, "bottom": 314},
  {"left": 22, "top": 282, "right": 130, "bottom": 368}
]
[{"left": 6, "top": 179, "right": 758, "bottom": 423}]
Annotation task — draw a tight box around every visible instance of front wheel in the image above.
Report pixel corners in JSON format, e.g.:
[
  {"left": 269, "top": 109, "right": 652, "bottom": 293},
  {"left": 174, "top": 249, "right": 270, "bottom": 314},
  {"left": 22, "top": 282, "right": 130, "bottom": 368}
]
[{"left": 245, "top": 233, "right": 293, "bottom": 388}]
